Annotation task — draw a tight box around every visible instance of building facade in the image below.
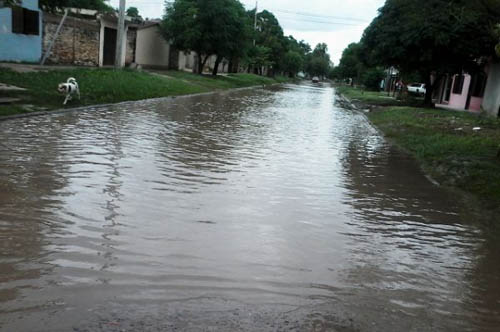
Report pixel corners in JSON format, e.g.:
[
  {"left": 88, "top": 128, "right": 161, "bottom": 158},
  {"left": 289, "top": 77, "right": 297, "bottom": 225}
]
[
  {"left": 435, "top": 69, "right": 488, "bottom": 113},
  {"left": 41, "top": 10, "right": 136, "bottom": 67},
  {"left": 0, "top": 0, "right": 42, "bottom": 62}
]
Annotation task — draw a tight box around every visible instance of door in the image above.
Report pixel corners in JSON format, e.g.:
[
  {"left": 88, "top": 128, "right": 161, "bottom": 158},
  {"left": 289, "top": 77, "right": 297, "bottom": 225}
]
[
  {"left": 103, "top": 27, "right": 117, "bottom": 66},
  {"left": 443, "top": 75, "right": 453, "bottom": 103}
]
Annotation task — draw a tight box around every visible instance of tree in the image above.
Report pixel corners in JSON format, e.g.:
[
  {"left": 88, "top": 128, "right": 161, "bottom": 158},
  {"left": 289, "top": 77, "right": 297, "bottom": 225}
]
[
  {"left": 206, "top": 0, "right": 250, "bottom": 75},
  {"left": 126, "top": 6, "right": 140, "bottom": 18},
  {"left": 161, "top": 0, "right": 249, "bottom": 75},
  {"left": 245, "top": 45, "right": 272, "bottom": 74},
  {"left": 254, "top": 10, "right": 287, "bottom": 76},
  {"left": 306, "top": 56, "right": 330, "bottom": 77},
  {"left": 362, "top": 67, "right": 385, "bottom": 91},
  {"left": 304, "top": 43, "right": 332, "bottom": 78},
  {"left": 361, "top": 0, "right": 498, "bottom": 105},
  {"left": 282, "top": 50, "right": 303, "bottom": 77},
  {"left": 336, "top": 42, "right": 363, "bottom": 82}
]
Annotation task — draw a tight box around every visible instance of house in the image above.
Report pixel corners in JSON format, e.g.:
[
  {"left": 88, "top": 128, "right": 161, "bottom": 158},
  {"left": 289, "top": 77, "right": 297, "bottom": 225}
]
[
  {"left": 42, "top": 8, "right": 136, "bottom": 67},
  {"left": 0, "top": 0, "right": 42, "bottom": 62},
  {"left": 134, "top": 21, "right": 228, "bottom": 74},
  {"left": 133, "top": 20, "right": 194, "bottom": 71},
  {"left": 435, "top": 68, "right": 488, "bottom": 113},
  {"left": 135, "top": 21, "right": 171, "bottom": 69}
]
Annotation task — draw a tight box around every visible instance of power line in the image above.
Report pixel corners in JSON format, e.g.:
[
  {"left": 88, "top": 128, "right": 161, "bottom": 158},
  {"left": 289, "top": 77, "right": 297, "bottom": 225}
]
[
  {"left": 272, "top": 9, "right": 369, "bottom": 23},
  {"left": 278, "top": 17, "right": 365, "bottom": 27},
  {"left": 124, "top": 0, "right": 370, "bottom": 23}
]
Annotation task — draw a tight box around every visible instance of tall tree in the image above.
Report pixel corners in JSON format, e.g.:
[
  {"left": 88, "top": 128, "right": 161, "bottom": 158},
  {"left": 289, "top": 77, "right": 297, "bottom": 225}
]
[
  {"left": 336, "top": 42, "right": 363, "bottom": 82},
  {"left": 161, "top": 0, "right": 249, "bottom": 75},
  {"left": 254, "top": 10, "right": 287, "bottom": 76},
  {"left": 282, "top": 50, "right": 303, "bottom": 77},
  {"left": 362, "top": 0, "right": 497, "bottom": 105},
  {"left": 305, "top": 43, "right": 332, "bottom": 77},
  {"left": 206, "top": 0, "right": 250, "bottom": 75}
]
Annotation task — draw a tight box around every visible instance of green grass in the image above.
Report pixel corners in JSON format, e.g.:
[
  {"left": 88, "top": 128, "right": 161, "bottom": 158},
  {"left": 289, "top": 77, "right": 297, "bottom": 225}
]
[
  {"left": 158, "top": 70, "right": 280, "bottom": 90},
  {"left": 0, "top": 105, "right": 30, "bottom": 116},
  {"left": 368, "top": 107, "right": 500, "bottom": 207},
  {"left": 336, "top": 85, "right": 425, "bottom": 107},
  {"left": 0, "top": 68, "right": 288, "bottom": 116}
]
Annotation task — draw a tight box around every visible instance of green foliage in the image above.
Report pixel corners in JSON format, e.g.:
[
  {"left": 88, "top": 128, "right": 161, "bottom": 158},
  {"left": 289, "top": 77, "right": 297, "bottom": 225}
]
[
  {"left": 245, "top": 45, "right": 272, "bottom": 69},
  {"left": 362, "top": 67, "right": 385, "bottom": 91},
  {"left": 361, "top": 0, "right": 498, "bottom": 103},
  {"left": 304, "top": 43, "right": 331, "bottom": 77},
  {"left": 336, "top": 42, "right": 363, "bottom": 81},
  {"left": 126, "top": 7, "right": 141, "bottom": 18},
  {"left": 161, "top": 1, "right": 327, "bottom": 77},
  {"left": 254, "top": 10, "right": 287, "bottom": 74},
  {"left": 282, "top": 50, "right": 303, "bottom": 77},
  {"left": 161, "top": 0, "right": 249, "bottom": 74}
]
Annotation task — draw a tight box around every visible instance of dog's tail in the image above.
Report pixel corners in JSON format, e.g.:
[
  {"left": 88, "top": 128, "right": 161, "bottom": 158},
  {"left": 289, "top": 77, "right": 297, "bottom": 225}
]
[{"left": 67, "top": 77, "right": 77, "bottom": 84}]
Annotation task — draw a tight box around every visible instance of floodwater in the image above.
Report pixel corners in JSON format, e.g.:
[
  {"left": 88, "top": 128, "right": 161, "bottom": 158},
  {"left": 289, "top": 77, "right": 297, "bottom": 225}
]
[{"left": 0, "top": 83, "right": 499, "bottom": 331}]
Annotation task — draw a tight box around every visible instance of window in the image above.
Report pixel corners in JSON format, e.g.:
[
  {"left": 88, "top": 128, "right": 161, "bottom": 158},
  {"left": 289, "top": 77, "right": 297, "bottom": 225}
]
[
  {"left": 11, "top": 6, "right": 39, "bottom": 35},
  {"left": 452, "top": 74, "right": 464, "bottom": 94},
  {"left": 471, "top": 73, "right": 487, "bottom": 98}
]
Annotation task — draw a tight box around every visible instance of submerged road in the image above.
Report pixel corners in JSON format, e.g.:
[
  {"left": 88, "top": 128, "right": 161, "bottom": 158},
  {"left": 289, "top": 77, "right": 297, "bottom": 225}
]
[{"left": 0, "top": 83, "right": 499, "bottom": 331}]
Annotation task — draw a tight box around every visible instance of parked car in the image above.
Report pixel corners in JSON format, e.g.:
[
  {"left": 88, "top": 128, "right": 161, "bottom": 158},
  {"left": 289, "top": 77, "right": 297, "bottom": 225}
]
[
  {"left": 407, "top": 83, "right": 426, "bottom": 96},
  {"left": 312, "top": 76, "right": 320, "bottom": 83}
]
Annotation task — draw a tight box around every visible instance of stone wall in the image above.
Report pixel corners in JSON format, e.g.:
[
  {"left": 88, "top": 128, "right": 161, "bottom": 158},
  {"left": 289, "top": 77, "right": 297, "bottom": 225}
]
[{"left": 42, "top": 13, "right": 99, "bottom": 66}]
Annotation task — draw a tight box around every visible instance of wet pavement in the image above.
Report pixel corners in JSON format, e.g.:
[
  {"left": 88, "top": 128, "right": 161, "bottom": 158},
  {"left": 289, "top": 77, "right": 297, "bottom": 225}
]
[{"left": 0, "top": 83, "right": 499, "bottom": 331}]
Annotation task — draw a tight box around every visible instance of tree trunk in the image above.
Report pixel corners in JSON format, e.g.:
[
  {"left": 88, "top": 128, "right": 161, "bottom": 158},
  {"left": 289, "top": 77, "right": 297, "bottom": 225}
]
[
  {"left": 423, "top": 72, "right": 434, "bottom": 107},
  {"left": 196, "top": 54, "right": 203, "bottom": 75},
  {"left": 212, "top": 55, "right": 222, "bottom": 76},
  {"left": 197, "top": 55, "right": 209, "bottom": 74}
]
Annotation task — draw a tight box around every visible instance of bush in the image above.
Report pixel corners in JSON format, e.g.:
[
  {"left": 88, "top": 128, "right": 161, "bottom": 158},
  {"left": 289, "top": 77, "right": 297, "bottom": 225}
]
[{"left": 362, "top": 67, "right": 385, "bottom": 91}]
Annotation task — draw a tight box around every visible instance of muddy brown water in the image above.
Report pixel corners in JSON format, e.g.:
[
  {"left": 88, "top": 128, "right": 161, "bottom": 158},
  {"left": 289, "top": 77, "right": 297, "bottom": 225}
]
[{"left": 0, "top": 84, "right": 499, "bottom": 331}]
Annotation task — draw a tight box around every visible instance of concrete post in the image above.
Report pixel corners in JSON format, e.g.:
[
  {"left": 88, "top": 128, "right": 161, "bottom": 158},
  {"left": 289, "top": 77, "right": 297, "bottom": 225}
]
[{"left": 115, "top": 0, "right": 126, "bottom": 68}]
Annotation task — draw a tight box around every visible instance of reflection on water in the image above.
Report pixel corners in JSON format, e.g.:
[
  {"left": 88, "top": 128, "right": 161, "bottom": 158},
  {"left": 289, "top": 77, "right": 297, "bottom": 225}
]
[{"left": 0, "top": 84, "right": 499, "bottom": 331}]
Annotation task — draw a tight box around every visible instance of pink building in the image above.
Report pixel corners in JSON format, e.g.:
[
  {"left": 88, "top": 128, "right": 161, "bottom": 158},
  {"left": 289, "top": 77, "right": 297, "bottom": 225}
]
[{"left": 435, "top": 69, "right": 488, "bottom": 112}]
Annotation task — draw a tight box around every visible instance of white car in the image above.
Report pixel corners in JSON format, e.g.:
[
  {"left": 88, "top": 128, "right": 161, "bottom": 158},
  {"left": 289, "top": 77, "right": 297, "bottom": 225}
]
[
  {"left": 407, "top": 83, "right": 426, "bottom": 96},
  {"left": 312, "top": 76, "right": 320, "bottom": 83}
]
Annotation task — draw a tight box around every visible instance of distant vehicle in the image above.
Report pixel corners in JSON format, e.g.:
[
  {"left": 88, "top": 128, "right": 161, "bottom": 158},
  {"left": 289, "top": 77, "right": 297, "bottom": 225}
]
[
  {"left": 407, "top": 83, "right": 426, "bottom": 96},
  {"left": 312, "top": 76, "right": 320, "bottom": 83}
]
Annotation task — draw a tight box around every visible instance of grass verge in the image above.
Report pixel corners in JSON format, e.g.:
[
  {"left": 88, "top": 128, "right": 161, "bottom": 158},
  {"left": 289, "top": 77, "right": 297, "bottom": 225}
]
[
  {"left": 336, "top": 85, "right": 425, "bottom": 107},
  {"left": 0, "top": 67, "right": 289, "bottom": 117},
  {"left": 367, "top": 106, "right": 500, "bottom": 208}
]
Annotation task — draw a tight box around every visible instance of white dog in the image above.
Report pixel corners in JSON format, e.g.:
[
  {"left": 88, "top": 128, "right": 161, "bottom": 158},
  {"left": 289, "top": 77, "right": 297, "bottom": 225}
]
[{"left": 58, "top": 77, "right": 80, "bottom": 105}]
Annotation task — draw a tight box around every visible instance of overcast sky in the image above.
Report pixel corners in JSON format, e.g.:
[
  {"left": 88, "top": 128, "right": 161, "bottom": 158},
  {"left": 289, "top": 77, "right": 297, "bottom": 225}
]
[{"left": 109, "top": 0, "right": 386, "bottom": 65}]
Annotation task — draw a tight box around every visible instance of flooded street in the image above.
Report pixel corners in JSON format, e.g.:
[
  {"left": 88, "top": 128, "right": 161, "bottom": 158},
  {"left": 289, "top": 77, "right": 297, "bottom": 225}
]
[{"left": 1, "top": 83, "right": 499, "bottom": 331}]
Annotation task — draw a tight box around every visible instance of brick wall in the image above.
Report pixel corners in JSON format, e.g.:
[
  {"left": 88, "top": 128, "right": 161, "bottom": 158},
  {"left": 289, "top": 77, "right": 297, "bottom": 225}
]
[{"left": 42, "top": 13, "right": 100, "bottom": 66}]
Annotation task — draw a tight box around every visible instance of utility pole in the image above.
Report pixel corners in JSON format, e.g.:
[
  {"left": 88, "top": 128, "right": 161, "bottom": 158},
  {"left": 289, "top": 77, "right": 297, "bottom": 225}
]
[
  {"left": 115, "top": 0, "right": 126, "bottom": 68},
  {"left": 253, "top": 1, "right": 258, "bottom": 46}
]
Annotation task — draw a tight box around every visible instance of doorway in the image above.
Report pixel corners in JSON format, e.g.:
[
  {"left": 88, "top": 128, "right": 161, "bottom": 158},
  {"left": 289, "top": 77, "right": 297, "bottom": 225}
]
[{"left": 103, "top": 27, "right": 117, "bottom": 66}]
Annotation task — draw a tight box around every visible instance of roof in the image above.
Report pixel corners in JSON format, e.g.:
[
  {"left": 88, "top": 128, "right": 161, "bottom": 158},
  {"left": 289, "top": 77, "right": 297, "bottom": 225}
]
[{"left": 137, "top": 20, "right": 161, "bottom": 30}]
